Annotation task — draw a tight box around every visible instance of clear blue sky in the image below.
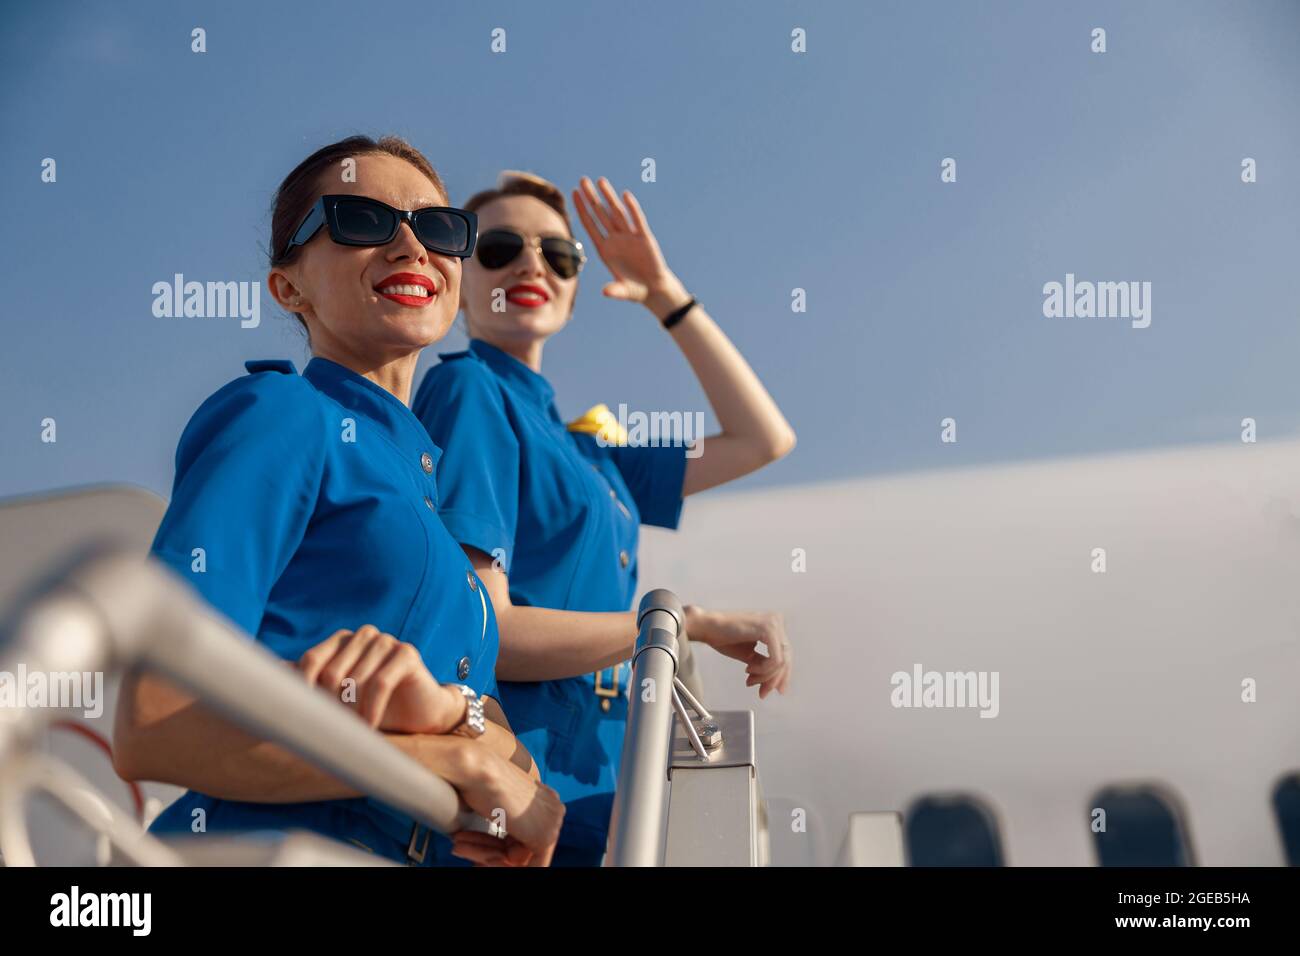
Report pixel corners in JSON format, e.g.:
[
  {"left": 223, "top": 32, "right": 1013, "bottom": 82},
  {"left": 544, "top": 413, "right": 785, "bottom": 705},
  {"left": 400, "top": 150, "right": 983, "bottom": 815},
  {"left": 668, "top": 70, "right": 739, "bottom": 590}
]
[{"left": 2, "top": 0, "right": 1298, "bottom": 501}]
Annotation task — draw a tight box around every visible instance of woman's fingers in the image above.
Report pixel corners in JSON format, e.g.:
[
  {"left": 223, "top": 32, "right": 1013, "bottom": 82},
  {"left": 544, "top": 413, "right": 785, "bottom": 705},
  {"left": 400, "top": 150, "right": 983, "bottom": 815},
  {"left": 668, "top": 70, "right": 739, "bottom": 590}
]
[
  {"left": 347, "top": 634, "right": 400, "bottom": 722},
  {"left": 769, "top": 659, "right": 792, "bottom": 697},
  {"left": 747, "top": 648, "right": 782, "bottom": 682},
  {"left": 713, "top": 639, "right": 759, "bottom": 666},
  {"left": 752, "top": 615, "right": 791, "bottom": 697},
  {"left": 458, "top": 751, "right": 564, "bottom": 863},
  {"left": 453, "top": 828, "right": 529, "bottom": 865},
  {"left": 358, "top": 641, "right": 420, "bottom": 728},
  {"left": 296, "top": 628, "right": 354, "bottom": 684},
  {"left": 458, "top": 841, "right": 533, "bottom": 867},
  {"left": 743, "top": 650, "right": 782, "bottom": 699},
  {"left": 743, "top": 648, "right": 785, "bottom": 699},
  {"left": 527, "top": 841, "right": 553, "bottom": 867},
  {"left": 622, "top": 189, "right": 648, "bottom": 233},
  {"left": 602, "top": 280, "right": 644, "bottom": 301},
  {"left": 761, "top": 622, "right": 788, "bottom": 673},
  {"left": 697, "top": 609, "right": 794, "bottom": 700},
  {"left": 771, "top": 626, "right": 793, "bottom": 695},
  {"left": 578, "top": 176, "right": 618, "bottom": 236},
  {"left": 571, "top": 188, "right": 604, "bottom": 245},
  {"left": 450, "top": 835, "right": 510, "bottom": 866},
  {"left": 594, "top": 177, "right": 633, "bottom": 232},
  {"left": 296, "top": 626, "right": 432, "bottom": 729},
  {"left": 316, "top": 624, "right": 379, "bottom": 692},
  {"left": 509, "top": 785, "right": 563, "bottom": 865}
]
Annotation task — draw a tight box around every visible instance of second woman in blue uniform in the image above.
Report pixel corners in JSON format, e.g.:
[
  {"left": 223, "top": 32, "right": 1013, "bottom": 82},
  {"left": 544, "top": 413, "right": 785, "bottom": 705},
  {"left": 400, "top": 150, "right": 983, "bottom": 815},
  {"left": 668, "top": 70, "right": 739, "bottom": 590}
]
[{"left": 413, "top": 171, "right": 797, "bottom": 864}]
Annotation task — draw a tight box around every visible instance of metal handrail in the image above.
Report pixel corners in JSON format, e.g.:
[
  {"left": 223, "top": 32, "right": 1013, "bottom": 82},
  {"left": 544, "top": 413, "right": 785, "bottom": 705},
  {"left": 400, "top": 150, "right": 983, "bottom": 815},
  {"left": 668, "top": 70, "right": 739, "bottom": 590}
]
[
  {"left": 0, "top": 549, "right": 483, "bottom": 864},
  {"left": 604, "top": 588, "right": 684, "bottom": 866}
]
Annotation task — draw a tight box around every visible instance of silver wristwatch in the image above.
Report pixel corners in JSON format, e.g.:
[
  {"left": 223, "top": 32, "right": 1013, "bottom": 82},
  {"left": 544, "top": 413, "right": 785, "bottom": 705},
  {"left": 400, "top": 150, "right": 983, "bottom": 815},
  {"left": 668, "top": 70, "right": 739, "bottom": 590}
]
[{"left": 449, "top": 684, "right": 487, "bottom": 739}]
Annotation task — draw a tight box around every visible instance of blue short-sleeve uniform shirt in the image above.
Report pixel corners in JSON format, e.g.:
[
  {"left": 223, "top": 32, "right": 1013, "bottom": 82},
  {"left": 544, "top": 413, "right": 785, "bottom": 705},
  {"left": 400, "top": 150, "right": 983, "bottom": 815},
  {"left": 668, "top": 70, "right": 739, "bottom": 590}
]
[
  {"left": 146, "top": 357, "right": 499, "bottom": 865},
  {"left": 412, "top": 338, "right": 687, "bottom": 862}
]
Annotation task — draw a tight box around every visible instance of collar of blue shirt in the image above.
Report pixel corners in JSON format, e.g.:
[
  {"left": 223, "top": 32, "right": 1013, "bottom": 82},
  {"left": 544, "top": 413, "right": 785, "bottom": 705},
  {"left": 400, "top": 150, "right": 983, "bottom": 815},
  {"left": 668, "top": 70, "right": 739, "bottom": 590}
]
[
  {"left": 467, "top": 338, "right": 558, "bottom": 412},
  {"left": 300, "top": 356, "right": 443, "bottom": 463}
]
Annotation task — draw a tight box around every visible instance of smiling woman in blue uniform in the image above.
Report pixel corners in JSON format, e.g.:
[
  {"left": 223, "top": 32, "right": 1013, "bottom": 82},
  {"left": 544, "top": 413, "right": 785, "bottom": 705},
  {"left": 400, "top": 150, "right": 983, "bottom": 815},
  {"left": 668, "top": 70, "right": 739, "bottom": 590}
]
[
  {"left": 111, "top": 137, "right": 563, "bottom": 868},
  {"left": 413, "top": 171, "right": 797, "bottom": 865}
]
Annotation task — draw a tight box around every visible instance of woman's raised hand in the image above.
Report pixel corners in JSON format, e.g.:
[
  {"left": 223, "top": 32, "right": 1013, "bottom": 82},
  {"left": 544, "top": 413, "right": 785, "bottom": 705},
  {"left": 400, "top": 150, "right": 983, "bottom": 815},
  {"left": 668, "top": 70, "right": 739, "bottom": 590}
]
[
  {"left": 571, "top": 175, "right": 689, "bottom": 313},
  {"left": 683, "top": 607, "right": 793, "bottom": 699},
  {"left": 297, "top": 625, "right": 466, "bottom": 733}
]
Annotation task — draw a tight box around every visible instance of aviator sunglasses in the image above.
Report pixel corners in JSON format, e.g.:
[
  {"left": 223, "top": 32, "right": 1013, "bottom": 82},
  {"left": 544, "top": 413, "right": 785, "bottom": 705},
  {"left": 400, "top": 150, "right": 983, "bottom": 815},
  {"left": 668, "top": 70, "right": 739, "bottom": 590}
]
[
  {"left": 474, "top": 228, "right": 586, "bottom": 280},
  {"left": 280, "top": 195, "right": 478, "bottom": 260}
]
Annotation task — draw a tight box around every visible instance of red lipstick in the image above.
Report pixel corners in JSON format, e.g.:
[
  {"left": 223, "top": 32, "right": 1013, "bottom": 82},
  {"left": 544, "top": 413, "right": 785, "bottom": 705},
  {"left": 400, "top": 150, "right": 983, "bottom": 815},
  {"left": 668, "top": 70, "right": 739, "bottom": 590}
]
[
  {"left": 505, "top": 283, "right": 550, "bottom": 308},
  {"left": 374, "top": 272, "right": 437, "bottom": 308}
]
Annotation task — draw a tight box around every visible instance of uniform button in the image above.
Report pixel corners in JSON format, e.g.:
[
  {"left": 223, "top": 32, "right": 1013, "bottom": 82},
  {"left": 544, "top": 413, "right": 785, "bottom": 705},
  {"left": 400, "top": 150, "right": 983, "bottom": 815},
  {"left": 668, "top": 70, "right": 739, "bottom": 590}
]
[
  {"left": 420, "top": 452, "right": 434, "bottom": 474},
  {"left": 601, "top": 699, "right": 612, "bottom": 712},
  {"left": 610, "top": 488, "right": 631, "bottom": 519},
  {"left": 424, "top": 496, "right": 435, "bottom": 512},
  {"left": 619, "top": 550, "right": 630, "bottom": 568},
  {"left": 456, "top": 656, "right": 471, "bottom": 680},
  {"left": 466, "top": 570, "right": 478, "bottom": 591}
]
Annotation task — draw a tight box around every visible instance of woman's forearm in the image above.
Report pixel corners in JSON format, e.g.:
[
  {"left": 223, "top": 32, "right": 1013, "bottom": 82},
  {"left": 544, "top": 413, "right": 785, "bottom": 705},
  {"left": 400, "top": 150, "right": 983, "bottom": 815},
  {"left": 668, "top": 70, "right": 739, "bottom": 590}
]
[
  {"left": 645, "top": 280, "right": 796, "bottom": 495},
  {"left": 480, "top": 721, "right": 538, "bottom": 779},
  {"left": 482, "top": 696, "right": 539, "bottom": 779},
  {"left": 494, "top": 604, "right": 638, "bottom": 681},
  {"left": 112, "top": 670, "right": 478, "bottom": 802},
  {"left": 464, "top": 546, "right": 638, "bottom": 681},
  {"left": 488, "top": 584, "right": 637, "bottom": 680}
]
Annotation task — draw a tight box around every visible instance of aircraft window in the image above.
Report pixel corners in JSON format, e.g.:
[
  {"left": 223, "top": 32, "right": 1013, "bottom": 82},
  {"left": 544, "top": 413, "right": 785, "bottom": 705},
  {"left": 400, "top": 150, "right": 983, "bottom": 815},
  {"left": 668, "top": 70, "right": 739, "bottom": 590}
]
[
  {"left": 1089, "top": 785, "right": 1194, "bottom": 866},
  {"left": 905, "top": 794, "right": 1004, "bottom": 866},
  {"left": 1271, "top": 774, "right": 1300, "bottom": 866}
]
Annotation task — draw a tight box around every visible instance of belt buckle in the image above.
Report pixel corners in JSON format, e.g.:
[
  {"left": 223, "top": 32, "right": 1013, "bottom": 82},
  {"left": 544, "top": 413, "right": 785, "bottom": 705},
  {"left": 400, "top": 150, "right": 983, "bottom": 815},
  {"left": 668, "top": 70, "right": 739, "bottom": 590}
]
[
  {"left": 594, "top": 663, "right": 623, "bottom": 711},
  {"left": 407, "top": 822, "right": 431, "bottom": 865}
]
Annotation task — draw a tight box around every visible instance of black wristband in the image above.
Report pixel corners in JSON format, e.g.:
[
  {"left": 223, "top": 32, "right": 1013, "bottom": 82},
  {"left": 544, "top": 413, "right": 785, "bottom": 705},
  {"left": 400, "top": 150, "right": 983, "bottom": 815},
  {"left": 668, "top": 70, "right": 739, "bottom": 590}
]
[{"left": 661, "top": 296, "right": 697, "bottom": 330}]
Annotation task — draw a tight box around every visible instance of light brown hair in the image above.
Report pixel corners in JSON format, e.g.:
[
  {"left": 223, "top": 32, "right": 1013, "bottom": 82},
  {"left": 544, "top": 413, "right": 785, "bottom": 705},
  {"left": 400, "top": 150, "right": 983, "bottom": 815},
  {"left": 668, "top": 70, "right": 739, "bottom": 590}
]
[{"left": 463, "top": 170, "right": 572, "bottom": 236}]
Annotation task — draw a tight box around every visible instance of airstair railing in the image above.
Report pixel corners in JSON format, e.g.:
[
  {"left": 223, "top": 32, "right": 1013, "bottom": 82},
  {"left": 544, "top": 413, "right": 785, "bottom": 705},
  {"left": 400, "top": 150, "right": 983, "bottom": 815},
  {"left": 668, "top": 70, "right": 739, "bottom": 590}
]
[
  {"left": 1, "top": 553, "right": 765, "bottom": 868},
  {"left": 605, "top": 589, "right": 682, "bottom": 866},
  {"left": 0, "top": 549, "right": 485, "bottom": 865},
  {"left": 605, "top": 588, "right": 743, "bottom": 866}
]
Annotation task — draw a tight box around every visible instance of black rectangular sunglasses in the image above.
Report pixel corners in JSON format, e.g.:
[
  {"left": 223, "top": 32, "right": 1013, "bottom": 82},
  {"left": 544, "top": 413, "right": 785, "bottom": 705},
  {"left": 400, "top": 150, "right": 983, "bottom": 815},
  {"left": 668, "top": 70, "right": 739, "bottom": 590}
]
[{"left": 280, "top": 195, "right": 477, "bottom": 260}]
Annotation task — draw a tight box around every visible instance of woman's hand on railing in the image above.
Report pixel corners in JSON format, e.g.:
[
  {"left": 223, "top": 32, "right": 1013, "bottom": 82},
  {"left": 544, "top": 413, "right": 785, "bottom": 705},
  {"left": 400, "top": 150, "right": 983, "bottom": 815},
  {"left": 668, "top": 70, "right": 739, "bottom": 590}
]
[
  {"left": 298, "top": 628, "right": 563, "bottom": 863},
  {"left": 297, "top": 626, "right": 466, "bottom": 733},
  {"left": 683, "top": 606, "right": 792, "bottom": 699},
  {"left": 441, "top": 744, "right": 565, "bottom": 867}
]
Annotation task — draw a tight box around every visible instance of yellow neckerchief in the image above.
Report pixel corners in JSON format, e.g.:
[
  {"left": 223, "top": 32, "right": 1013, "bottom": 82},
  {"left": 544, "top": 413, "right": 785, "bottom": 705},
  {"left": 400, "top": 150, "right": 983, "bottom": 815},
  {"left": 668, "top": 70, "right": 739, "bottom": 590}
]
[{"left": 565, "top": 403, "right": 629, "bottom": 446}]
